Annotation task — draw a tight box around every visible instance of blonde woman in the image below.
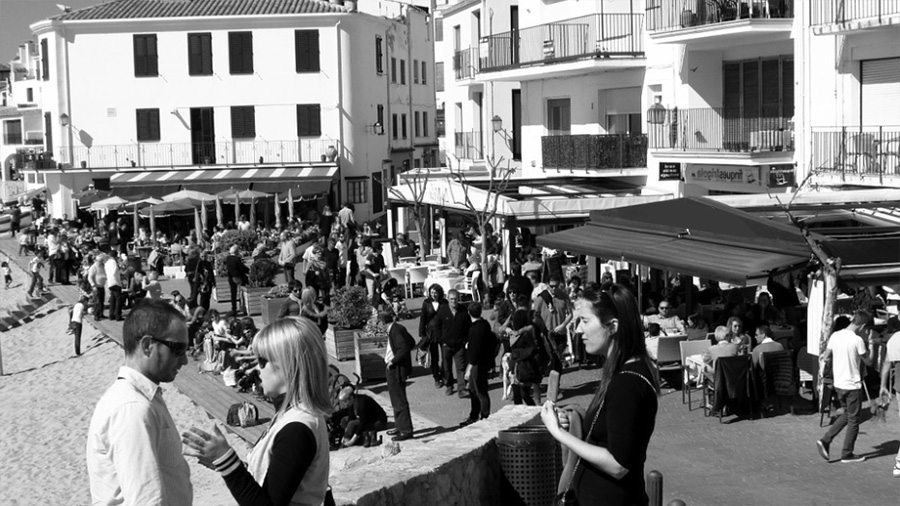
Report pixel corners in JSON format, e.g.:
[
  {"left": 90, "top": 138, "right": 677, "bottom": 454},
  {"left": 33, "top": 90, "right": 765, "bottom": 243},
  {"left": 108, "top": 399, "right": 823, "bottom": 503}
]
[
  {"left": 183, "top": 317, "right": 332, "bottom": 506},
  {"left": 300, "top": 286, "right": 329, "bottom": 336}
]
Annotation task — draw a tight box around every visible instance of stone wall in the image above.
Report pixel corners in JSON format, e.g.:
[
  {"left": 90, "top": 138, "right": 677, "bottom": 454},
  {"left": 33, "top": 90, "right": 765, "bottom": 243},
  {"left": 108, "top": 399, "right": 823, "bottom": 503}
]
[{"left": 332, "top": 405, "right": 542, "bottom": 506}]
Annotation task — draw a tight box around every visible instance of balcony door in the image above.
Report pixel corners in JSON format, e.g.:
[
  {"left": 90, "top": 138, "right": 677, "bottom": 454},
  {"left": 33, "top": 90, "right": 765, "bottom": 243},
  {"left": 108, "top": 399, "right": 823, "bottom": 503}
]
[
  {"left": 190, "top": 107, "right": 215, "bottom": 165},
  {"left": 547, "top": 98, "right": 571, "bottom": 136}
]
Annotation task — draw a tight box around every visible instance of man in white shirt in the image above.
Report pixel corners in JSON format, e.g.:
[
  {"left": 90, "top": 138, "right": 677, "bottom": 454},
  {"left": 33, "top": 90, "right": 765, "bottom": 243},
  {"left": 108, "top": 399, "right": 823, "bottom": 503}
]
[
  {"left": 878, "top": 316, "right": 900, "bottom": 477},
  {"left": 817, "top": 311, "right": 876, "bottom": 464},
  {"left": 88, "top": 254, "right": 108, "bottom": 321},
  {"left": 87, "top": 299, "right": 192, "bottom": 505},
  {"left": 643, "top": 297, "right": 686, "bottom": 335},
  {"left": 105, "top": 253, "right": 123, "bottom": 321},
  {"left": 278, "top": 233, "right": 297, "bottom": 283}
]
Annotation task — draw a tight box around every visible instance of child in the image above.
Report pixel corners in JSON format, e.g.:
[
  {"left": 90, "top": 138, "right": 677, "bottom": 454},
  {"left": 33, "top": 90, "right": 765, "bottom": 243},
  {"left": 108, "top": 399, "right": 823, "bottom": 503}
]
[
  {"left": 1, "top": 261, "right": 11, "bottom": 289},
  {"left": 27, "top": 252, "right": 46, "bottom": 298},
  {"left": 17, "top": 231, "right": 30, "bottom": 256},
  {"left": 69, "top": 296, "right": 87, "bottom": 356}
]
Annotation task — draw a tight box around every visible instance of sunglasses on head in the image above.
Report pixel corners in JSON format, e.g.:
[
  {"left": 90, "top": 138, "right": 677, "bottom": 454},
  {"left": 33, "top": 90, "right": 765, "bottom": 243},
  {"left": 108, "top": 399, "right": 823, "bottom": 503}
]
[{"left": 148, "top": 336, "right": 188, "bottom": 356}]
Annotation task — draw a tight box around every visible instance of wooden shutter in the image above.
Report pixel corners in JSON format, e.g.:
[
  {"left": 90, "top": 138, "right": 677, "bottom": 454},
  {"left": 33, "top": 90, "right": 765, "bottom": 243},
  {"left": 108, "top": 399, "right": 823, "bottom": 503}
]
[
  {"left": 861, "top": 58, "right": 900, "bottom": 126},
  {"left": 421, "top": 61, "right": 427, "bottom": 84},
  {"left": 189, "top": 33, "right": 212, "bottom": 75},
  {"left": 231, "top": 106, "right": 255, "bottom": 138},
  {"left": 295, "top": 30, "right": 320, "bottom": 73},
  {"left": 376, "top": 36, "right": 384, "bottom": 73},
  {"left": 423, "top": 111, "right": 429, "bottom": 137},
  {"left": 136, "top": 109, "right": 160, "bottom": 141},
  {"left": 134, "top": 35, "right": 158, "bottom": 77},
  {"left": 742, "top": 61, "right": 760, "bottom": 118},
  {"left": 782, "top": 58, "right": 794, "bottom": 119},
  {"left": 760, "top": 59, "right": 780, "bottom": 119},
  {"left": 229, "top": 32, "right": 253, "bottom": 74},
  {"left": 296, "top": 104, "right": 321, "bottom": 137},
  {"left": 372, "top": 173, "right": 383, "bottom": 213},
  {"left": 41, "top": 39, "right": 49, "bottom": 81},
  {"left": 414, "top": 60, "right": 419, "bottom": 83}
]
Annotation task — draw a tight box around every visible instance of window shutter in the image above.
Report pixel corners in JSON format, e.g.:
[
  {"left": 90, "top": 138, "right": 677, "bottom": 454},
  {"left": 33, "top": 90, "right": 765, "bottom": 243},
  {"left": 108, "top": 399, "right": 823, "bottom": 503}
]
[
  {"left": 229, "top": 32, "right": 252, "bottom": 74},
  {"left": 188, "top": 34, "right": 201, "bottom": 75},
  {"left": 41, "top": 39, "right": 49, "bottom": 81},
  {"left": 423, "top": 111, "right": 429, "bottom": 137},
  {"left": 242, "top": 33, "right": 253, "bottom": 74},
  {"left": 231, "top": 106, "right": 255, "bottom": 138},
  {"left": 136, "top": 109, "right": 160, "bottom": 141},
  {"left": 149, "top": 109, "right": 160, "bottom": 140},
  {"left": 782, "top": 58, "right": 794, "bottom": 119},
  {"left": 862, "top": 58, "right": 900, "bottom": 126},
  {"left": 229, "top": 33, "right": 242, "bottom": 73},
  {"left": 414, "top": 60, "right": 419, "bottom": 83},
  {"left": 742, "top": 60, "right": 760, "bottom": 118},
  {"left": 310, "top": 104, "right": 321, "bottom": 136},
  {"left": 295, "top": 30, "right": 320, "bottom": 73},
  {"left": 422, "top": 61, "right": 427, "bottom": 84},
  {"left": 296, "top": 105, "right": 321, "bottom": 137},
  {"left": 201, "top": 34, "right": 212, "bottom": 74},
  {"left": 134, "top": 35, "right": 146, "bottom": 76},
  {"left": 376, "top": 36, "right": 384, "bottom": 73},
  {"left": 147, "top": 35, "right": 158, "bottom": 76},
  {"left": 760, "top": 59, "right": 780, "bottom": 118}
]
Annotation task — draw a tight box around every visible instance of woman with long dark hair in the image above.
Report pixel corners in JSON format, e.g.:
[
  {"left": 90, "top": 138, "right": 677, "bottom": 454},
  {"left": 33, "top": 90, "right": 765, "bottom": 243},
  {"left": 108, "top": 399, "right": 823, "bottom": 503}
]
[
  {"left": 418, "top": 283, "right": 447, "bottom": 388},
  {"left": 542, "top": 284, "right": 659, "bottom": 506}
]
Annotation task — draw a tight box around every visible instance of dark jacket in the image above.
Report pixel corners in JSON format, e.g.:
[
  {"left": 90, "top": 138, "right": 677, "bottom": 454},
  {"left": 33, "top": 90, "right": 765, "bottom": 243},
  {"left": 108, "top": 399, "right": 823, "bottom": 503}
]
[
  {"left": 467, "top": 318, "right": 497, "bottom": 368},
  {"left": 224, "top": 254, "right": 248, "bottom": 282},
  {"left": 434, "top": 303, "right": 471, "bottom": 350},
  {"left": 419, "top": 298, "right": 446, "bottom": 341},
  {"left": 388, "top": 322, "right": 415, "bottom": 372}
]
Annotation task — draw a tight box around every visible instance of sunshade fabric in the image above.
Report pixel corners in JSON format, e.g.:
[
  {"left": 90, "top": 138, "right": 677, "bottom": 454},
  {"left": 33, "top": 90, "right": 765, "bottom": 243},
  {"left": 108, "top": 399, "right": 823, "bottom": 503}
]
[
  {"left": 109, "top": 166, "right": 338, "bottom": 188},
  {"left": 254, "top": 180, "right": 332, "bottom": 199}
]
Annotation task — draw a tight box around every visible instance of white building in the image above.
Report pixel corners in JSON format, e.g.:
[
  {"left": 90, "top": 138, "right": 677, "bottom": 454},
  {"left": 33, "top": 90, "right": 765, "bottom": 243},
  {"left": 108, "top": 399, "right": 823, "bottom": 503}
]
[{"left": 27, "top": 0, "right": 437, "bottom": 220}]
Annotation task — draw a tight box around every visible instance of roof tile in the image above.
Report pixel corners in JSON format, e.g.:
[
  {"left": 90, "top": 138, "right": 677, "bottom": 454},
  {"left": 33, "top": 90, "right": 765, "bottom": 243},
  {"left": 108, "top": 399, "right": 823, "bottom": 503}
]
[{"left": 52, "top": 0, "right": 350, "bottom": 21}]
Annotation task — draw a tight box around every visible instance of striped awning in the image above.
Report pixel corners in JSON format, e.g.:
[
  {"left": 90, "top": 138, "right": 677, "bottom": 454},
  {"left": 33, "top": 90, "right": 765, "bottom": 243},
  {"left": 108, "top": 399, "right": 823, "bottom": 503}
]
[{"left": 110, "top": 166, "right": 338, "bottom": 189}]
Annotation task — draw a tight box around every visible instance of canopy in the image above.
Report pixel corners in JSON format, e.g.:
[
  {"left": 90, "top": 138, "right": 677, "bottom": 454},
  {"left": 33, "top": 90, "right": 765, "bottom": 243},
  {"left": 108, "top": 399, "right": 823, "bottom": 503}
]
[
  {"left": 162, "top": 189, "right": 215, "bottom": 202},
  {"left": 108, "top": 166, "right": 338, "bottom": 196},
  {"left": 139, "top": 199, "right": 196, "bottom": 217}
]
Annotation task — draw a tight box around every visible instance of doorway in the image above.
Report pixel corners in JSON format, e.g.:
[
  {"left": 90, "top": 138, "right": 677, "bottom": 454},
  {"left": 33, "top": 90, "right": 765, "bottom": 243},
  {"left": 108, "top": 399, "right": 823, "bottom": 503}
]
[{"left": 190, "top": 107, "right": 215, "bottom": 165}]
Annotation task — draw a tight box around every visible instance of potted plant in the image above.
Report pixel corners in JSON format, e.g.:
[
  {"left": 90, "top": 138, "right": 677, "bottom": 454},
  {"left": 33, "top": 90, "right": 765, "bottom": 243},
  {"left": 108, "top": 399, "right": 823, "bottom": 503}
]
[
  {"left": 327, "top": 286, "right": 372, "bottom": 360},
  {"left": 261, "top": 283, "right": 292, "bottom": 326},
  {"left": 355, "top": 309, "right": 390, "bottom": 382},
  {"left": 241, "top": 256, "right": 279, "bottom": 316}
]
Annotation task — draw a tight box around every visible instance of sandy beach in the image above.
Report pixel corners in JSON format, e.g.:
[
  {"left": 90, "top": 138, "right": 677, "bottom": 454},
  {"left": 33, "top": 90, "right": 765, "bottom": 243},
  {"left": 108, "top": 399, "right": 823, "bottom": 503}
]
[{"left": 0, "top": 255, "right": 250, "bottom": 505}]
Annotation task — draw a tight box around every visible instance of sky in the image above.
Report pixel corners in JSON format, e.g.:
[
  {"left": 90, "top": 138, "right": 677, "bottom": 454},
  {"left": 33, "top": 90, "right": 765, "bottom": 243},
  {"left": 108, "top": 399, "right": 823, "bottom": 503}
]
[{"left": 0, "top": 0, "right": 100, "bottom": 62}]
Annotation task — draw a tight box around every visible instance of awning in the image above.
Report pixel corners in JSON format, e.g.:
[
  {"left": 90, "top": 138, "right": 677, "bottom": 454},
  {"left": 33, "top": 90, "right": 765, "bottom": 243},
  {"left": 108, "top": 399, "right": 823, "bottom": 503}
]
[
  {"left": 109, "top": 166, "right": 338, "bottom": 196},
  {"left": 252, "top": 179, "right": 333, "bottom": 199}
]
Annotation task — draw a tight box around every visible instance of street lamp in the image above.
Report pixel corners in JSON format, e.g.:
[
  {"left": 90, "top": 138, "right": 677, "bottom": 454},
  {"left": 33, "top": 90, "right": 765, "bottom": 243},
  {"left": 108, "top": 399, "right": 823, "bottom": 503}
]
[
  {"left": 59, "top": 113, "right": 70, "bottom": 127},
  {"left": 491, "top": 115, "right": 502, "bottom": 133}
]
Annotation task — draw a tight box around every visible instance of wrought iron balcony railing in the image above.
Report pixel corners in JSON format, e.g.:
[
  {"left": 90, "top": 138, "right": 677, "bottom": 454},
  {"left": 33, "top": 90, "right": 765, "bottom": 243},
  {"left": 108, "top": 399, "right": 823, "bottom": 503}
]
[
  {"left": 646, "top": 0, "right": 793, "bottom": 33},
  {"left": 480, "top": 13, "right": 644, "bottom": 73},
  {"left": 811, "top": 126, "right": 900, "bottom": 178},
  {"left": 454, "top": 131, "right": 483, "bottom": 160},
  {"left": 542, "top": 134, "right": 648, "bottom": 170},
  {"left": 810, "top": 0, "right": 900, "bottom": 26},
  {"left": 453, "top": 47, "right": 480, "bottom": 80},
  {"left": 55, "top": 139, "right": 337, "bottom": 169},
  {"left": 648, "top": 106, "right": 794, "bottom": 153}
]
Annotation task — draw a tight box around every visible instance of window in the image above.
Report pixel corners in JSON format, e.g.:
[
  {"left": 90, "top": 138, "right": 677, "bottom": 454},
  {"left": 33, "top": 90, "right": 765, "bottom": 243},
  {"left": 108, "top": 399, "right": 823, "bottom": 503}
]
[
  {"left": 231, "top": 106, "right": 256, "bottom": 138},
  {"left": 414, "top": 158, "right": 422, "bottom": 168},
  {"left": 347, "top": 178, "right": 368, "bottom": 204},
  {"left": 391, "top": 57, "right": 397, "bottom": 83},
  {"left": 26, "top": 88, "right": 33, "bottom": 102},
  {"left": 436, "top": 107, "right": 445, "bottom": 137},
  {"left": 421, "top": 61, "right": 427, "bottom": 85},
  {"left": 414, "top": 111, "right": 421, "bottom": 137},
  {"left": 435, "top": 19, "right": 444, "bottom": 42},
  {"left": 40, "top": 39, "right": 49, "bottom": 81},
  {"left": 3, "top": 120, "right": 22, "bottom": 145},
  {"left": 377, "top": 104, "right": 384, "bottom": 129},
  {"left": 547, "top": 98, "right": 571, "bottom": 135},
  {"left": 413, "top": 59, "right": 419, "bottom": 83},
  {"left": 27, "top": 173, "right": 35, "bottom": 184},
  {"left": 228, "top": 31, "right": 253, "bottom": 75},
  {"left": 187, "top": 33, "right": 213, "bottom": 76},
  {"left": 296, "top": 104, "right": 321, "bottom": 136},
  {"left": 375, "top": 36, "right": 384, "bottom": 74},
  {"left": 37, "top": 172, "right": 45, "bottom": 184},
  {"left": 392, "top": 113, "right": 398, "bottom": 139},
  {"left": 295, "top": 30, "right": 320, "bottom": 73},
  {"left": 372, "top": 173, "right": 383, "bottom": 213},
  {"left": 400, "top": 60, "right": 406, "bottom": 85},
  {"left": 423, "top": 111, "right": 429, "bottom": 137},
  {"left": 401, "top": 114, "right": 407, "bottom": 139},
  {"left": 136, "top": 109, "right": 160, "bottom": 141},
  {"left": 133, "top": 34, "right": 158, "bottom": 77},
  {"left": 435, "top": 62, "right": 444, "bottom": 92}
]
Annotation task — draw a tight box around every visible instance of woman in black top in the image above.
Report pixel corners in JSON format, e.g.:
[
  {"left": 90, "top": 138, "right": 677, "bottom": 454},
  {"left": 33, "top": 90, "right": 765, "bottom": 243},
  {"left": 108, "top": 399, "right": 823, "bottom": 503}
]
[
  {"left": 542, "top": 284, "right": 659, "bottom": 506},
  {"left": 418, "top": 283, "right": 447, "bottom": 388}
]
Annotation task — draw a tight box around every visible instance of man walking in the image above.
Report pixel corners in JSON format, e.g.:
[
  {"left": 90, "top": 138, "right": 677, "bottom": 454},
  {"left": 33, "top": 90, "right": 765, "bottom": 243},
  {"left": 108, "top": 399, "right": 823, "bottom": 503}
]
[
  {"left": 224, "top": 245, "right": 248, "bottom": 316},
  {"left": 383, "top": 311, "right": 415, "bottom": 441},
  {"left": 88, "top": 254, "right": 107, "bottom": 321},
  {"left": 460, "top": 302, "right": 496, "bottom": 427},
  {"left": 105, "top": 253, "right": 124, "bottom": 321},
  {"left": 86, "top": 299, "right": 192, "bottom": 505},
  {"left": 434, "top": 289, "right": 471, "bottom": 397},
  {"left": 817, "top": 311, "right": 876, "bottom": 463},
  {"left": 278, "top": 232, "right": 296, "bottom": 284}
]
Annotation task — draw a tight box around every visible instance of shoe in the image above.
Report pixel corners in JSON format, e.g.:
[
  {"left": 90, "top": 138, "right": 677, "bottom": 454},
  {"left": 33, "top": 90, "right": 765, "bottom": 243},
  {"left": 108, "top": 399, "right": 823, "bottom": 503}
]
[
  {"left": 840, "top": 454, "right": 866, "bottom": 464},
  {"left": 392, "top": 432, "right": 413, "bottom": 442},
  {"left": 893, "top": 463, "right": 900, "bottom": 478},
  {"left": 434, "top": 379, "right": 444, "bottom": 389},
  {"left": 459, "top": 390, "right": 471, "bottom": 399},
  {"left": 370, "top": 432, "right": 382, "bottom": 446},
  {"left": 445, "top": 387, "right": 454, "bottom": 396},
  {"left": 387, "top": 429, "right": 399, "bottom": 436},
  {"left": 458, "top": 418, "right": 476, "bottom": 428},
  {"left": 816, "top": 440, "right": 830, "bottom": 461},
  {"left": 363, "top": 432, "right": 372, "bottom": 448}
]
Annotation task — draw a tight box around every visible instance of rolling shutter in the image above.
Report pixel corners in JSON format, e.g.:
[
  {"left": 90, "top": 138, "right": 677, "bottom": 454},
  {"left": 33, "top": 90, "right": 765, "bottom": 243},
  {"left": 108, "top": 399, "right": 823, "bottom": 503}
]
[{"left": 861, "top": 58, "right": 900, "bottom": 126}]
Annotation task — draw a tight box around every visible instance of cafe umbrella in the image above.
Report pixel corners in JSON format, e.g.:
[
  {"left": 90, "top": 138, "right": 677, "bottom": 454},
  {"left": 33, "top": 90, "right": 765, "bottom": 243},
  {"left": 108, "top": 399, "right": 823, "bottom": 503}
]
[
  {"left": 274, "top": 192, "right": 282, "bottom": 226},
  {"left": 249, "top": 198, "right": 257, "bottom": 228},
  {"left": 201, "top": 198, "right": 209, "bottom": 234},
  {"left": 215, "top": 195, "right": 224, "bottom": 227},
  {"left": 194, "top": 208, "right": 204, "bottom": 248},
  {"left": 287, "top": 188, "right": 295, "bottom": 221}
]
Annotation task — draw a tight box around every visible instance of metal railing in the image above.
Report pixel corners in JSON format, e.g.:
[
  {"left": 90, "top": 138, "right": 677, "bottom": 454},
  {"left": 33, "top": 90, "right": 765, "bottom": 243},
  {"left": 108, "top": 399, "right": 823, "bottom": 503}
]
[
  {"left": 453, "top": 47, "right": 480, "bottom": 80},
  {"left": 454, "top": 131, "right": 483, "bottom": 160},
  {"left": 810, "top": 0, "right": 900, "bottom": 26},
  {"left": 480, "top": 13, "right": 644, "bottom": 73},
  {"left": 542, "top": 134, "right": 648, "bottom": 170},
  {"left": 56, "top": 139, "right": 337, "bottom": 169},
  {"left": 648, "top": 106, "right": 794, "bottom": 152},
  {"left": 646, "top": 0, "right": 794, "bottom": 33},
  {"left": 811, "top": 126, "right": 900, "bottom": 178}
]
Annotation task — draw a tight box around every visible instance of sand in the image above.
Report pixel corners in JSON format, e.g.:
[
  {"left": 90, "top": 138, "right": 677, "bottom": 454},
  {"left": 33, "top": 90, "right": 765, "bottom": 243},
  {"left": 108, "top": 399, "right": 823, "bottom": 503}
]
[{"left": 0, "top": 268, "right": 249, "bottom": 505}]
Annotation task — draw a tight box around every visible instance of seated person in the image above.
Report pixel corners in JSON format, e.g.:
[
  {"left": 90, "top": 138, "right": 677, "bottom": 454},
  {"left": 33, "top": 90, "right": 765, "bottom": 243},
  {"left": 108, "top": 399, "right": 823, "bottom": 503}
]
[
  {"left": 726, "top": 316, "right": 753, "bottom": 353},
  {"left": 142, "top": 269, "right": 162, "bottom": 299},
  {"left": 686, "top": 311, "right": 711, "bottom": 341},
  {"left": 643, "top": 296, "right": 686, "bottom": 335},
  {"left": 127, "top": 270, "right": 147, "bottom": 307},
  {"left": 752, "top": 291, "right": 786, "bottom": 326},
  {"left": 702, "top": 325, "right": 740, "bottom": 372},
  {"left": 645, "top": 322, "right": 664, "bottom": 361},
  {"left": 750, "top": 324, "right": 784, "bottom": 369},
  {"left": 337, "top": 387, "right": 387, "bottom": 448}
]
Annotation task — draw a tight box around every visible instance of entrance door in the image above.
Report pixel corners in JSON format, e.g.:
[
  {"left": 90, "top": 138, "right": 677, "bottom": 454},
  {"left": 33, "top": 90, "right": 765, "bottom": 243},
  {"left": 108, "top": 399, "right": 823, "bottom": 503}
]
[{"left": 190, "top": 107, "right": 215, "bottom": 165}]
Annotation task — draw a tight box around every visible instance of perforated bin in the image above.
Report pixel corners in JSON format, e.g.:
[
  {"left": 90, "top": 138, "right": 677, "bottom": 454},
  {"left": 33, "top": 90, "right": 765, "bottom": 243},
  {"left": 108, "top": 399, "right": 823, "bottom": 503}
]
[{"left": 498, "top": 426, "right": 562, "bottom": 506}]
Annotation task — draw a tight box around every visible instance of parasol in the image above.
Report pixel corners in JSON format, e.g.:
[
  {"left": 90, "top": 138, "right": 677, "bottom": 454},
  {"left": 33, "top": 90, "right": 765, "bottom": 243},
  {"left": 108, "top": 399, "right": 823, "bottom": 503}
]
[
  {"left": 216, "top": 195, "right": 224, "bottom": 226},
  {"left": 194, "top": 208, "right": 204, "bottom": 248},
  {"left": 274, "top": 192, "right": 282, "bottom": 226},
  {"left": 287, "top": 188, "right": 295, "bottom": 220},
  {"left": 201, "top": 199, "right": 209, "bottom": 233},
  {"left": 139, "top": 199, "right": 196, "bottom": 217},
  {"left": 162, "top": 189, "right": 215, "bottom": 202},
  {"left": 216, "top": 188, "right": 269, "bottom": 201},
  {"left": 249, "top": 198, "right": 257, "bottom": 228},
  {"left": 234, "top": 195, "right": 240, "bottom": 223},
  {"left": 132, "top": 203, "right": 139, "bottom": 241},
  {"left": 90, "top": 196, "right": 130, "bottom": 212},
  {"left": 72, "top": 188, "right": 111, "bottom": 208},
  {"left": 149, "top": 206, "right": 156, "bottom": 243}
]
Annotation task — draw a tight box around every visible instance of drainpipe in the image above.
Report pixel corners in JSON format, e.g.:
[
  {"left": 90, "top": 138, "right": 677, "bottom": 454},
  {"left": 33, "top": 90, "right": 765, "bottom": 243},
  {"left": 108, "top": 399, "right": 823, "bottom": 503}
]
[
  {"left": 406, "top": 8, "right": 415, "bottom": 175},
  {"left": 62, "top": 23, "right": 75, "bottom": 218},
  {"left": 335, "top": 18, "right": 343, "bottom": 210}
]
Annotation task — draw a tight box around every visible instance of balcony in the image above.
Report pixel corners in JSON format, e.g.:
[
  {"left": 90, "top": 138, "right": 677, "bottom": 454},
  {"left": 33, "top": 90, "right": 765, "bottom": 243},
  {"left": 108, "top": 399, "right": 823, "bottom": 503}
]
[
  {"left": 811, "top": 126, "right": 900, "bottom": 184},
  {"left": 478, "top": 13, "right": 644, "bottom": 81},
  {"left": 453, "top": 47, "right": 480, "bottom": 80},
  {"left": 454, "top": 131, "right": 483, "bottom": 160},
  {"left": 542, "top": 134, "right": 648, "bottom": 171},
  {"left": 56, "top": 139, "right": 337, "bottom": 170},
  {"left": 810, "top": 0, "right": 900, "bottom": 35},
  {"left": 648, "top": 106, "right": 794, "bottom": 155},
  {"left": 645, "top": 0, "right": 793, "bottom": 47}
]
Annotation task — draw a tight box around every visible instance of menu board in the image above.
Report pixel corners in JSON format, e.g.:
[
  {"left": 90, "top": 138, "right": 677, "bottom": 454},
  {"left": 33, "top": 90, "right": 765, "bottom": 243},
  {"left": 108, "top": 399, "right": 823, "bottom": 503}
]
[{"left": 659, "top": 162, "right": 682, "bottom": 181}]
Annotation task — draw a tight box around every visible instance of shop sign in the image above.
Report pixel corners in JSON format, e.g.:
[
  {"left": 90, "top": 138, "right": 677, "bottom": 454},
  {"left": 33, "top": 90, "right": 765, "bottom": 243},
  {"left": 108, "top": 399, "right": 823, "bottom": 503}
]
[
  {"left": 659, "top": 162, "right": 682, "bottom": 181},
  {"left": 685, "top": 165, "right": 763, "bottom": 188},
  {"left": 768, "top": 164, "right": 796, "bottom": 188}
]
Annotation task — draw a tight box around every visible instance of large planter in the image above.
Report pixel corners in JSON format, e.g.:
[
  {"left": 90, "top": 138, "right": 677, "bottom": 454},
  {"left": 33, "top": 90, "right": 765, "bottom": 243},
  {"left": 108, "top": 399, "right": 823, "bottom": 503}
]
[
  {"left": 213, "top": 279, "right": 232, "bottom": 303},
  {"left": 355, "top": 332, "right": 388, "bottom": 383},
  {"left": 326, "top": 327, "right": 357, "bottom": 361},
  {"left": 240, "top": 286, "right": 270, "bottom": 316},
  {"left": 261, "top": 296, "right": 287, "bottom": 326}
]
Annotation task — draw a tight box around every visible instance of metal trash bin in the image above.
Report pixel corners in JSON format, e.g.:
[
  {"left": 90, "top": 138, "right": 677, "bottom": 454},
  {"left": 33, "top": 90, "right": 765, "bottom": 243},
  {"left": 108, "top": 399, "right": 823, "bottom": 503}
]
[{"left": 498, "top": 425, "right": 562, "bottom": 506}]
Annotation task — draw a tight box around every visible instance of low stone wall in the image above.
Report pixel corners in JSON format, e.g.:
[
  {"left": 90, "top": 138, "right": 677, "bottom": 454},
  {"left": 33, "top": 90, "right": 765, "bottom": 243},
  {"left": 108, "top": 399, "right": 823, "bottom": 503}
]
[{"left": 332, "top": 405, "right": 542, "bottom": 506}]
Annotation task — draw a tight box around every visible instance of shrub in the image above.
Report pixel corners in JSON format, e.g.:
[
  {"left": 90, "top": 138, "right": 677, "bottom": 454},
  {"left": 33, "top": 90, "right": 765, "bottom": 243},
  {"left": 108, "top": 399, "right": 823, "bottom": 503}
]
[
  {"left": 266, "top": 283, "right": 292, "bottom": 299},
  {"left": 218, "top": 229, "right": 258, "bottom": 254},
  {"left": 329, "top": 286, "right": 372, "bottom": 329},
  {"left": 248, "top": 257, "right": 279, "bottom": 288},
  {"left": 214, "top": 251, "right": 230, "bottom": 278}
]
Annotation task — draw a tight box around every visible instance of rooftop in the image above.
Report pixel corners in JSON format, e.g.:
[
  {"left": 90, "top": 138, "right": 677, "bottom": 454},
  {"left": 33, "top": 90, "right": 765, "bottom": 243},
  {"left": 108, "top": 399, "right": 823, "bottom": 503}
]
[{"left": 51, "top": 0, "right": 350, "bottom": 21}]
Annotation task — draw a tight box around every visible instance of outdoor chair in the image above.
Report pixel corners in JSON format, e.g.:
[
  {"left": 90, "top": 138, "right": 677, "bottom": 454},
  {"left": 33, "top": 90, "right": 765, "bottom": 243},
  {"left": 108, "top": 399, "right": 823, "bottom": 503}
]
[
  {"left": 454, "top": 270, "right": 481, "bottom": 302},
  {"left": 387, "top": 267, "right": 410, "bottom": 299},
  {"left": 704, "top": 355, "right": 755, "bottom": 423},
  {"left": 680, "top": 339, "right": 712, "bottom": 408},
  {"left": 758, "top": 350, "right": 797, "bottom": 415},
  {"left": 796, "top": 346, "right": 818, "bottom": 404},
  {"left": 399, "top": 256, "right": 418, "bottom": 265},
  {"left": 407, "top": 266, "right": 429, "bottom": 297},
  {"left": 425, "top": 254, "right": 440, "bottom": 263},
  {"left": 656, "top": 335, "right": 688, "bottom": 389}
]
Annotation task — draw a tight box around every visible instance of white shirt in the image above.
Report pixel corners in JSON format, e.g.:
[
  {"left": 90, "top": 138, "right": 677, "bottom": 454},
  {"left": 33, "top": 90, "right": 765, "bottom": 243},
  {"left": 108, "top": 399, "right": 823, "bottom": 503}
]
[
  {"left": 384, "top": 322, "right": 396, "bottom": 365},
  {"left": 886, "top": 331, "right": 900, "bottom": 363},
  {"left": 828, "top": 328, "right": 867, "bottom": 391},
  {"left": 104, "top": 258, "right": 121, "bottom": 288},
  {"left": 71, "top": 302, "right": 84, "bottom": 323},
  {"left": 86, "top": 367, "right": 192, "bottom": 506}
]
